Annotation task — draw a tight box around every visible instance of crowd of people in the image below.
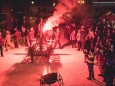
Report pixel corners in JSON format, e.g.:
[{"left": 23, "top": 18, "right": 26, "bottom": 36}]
[
  {"left": 0, "top": 16, "right": 115, "bottom": 86},
  {"left": 70, "top": 18, "right": 115, "bottom": 86},
  {"left": 62, "top": 17, "right": 115, "bottom": 85},
  {"left": 68, "top": 18, "right": 115, "bottom": 85}
]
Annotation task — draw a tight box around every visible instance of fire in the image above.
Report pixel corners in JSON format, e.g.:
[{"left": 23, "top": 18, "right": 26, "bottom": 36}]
[
  {"left": 42, "top": 20, "right": 54, "bottom": 32},
  {"left": 43, "top": 65, "right": 51, "bottom": 75},
  {"left": 43, "top": 15, "right": 61, "bottom": 32},
  {"left": 42, "top": 0, "right": 78, "bottom": 32}
]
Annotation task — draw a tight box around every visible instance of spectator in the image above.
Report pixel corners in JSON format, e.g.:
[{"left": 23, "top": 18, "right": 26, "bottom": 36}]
[
  {"left": 13, "top": 28, "right": 19, "bottom": 48},
  {"left": 76, "top": 29, "right": 82, "bottom": 51},
  {"left": 21, "top": 26, "right": 28, "bottom": 46},
  {"left": 0, "top": 33, "right": 4, "bottom": 57},
  {"left": 83, "top": 36, "right": 91, "bottom": 62},
  {"left": 86, "top": 49, "right": 95, "bottom": 80},
  {"left": 98, "top": 48, "right": 106, "bottom": 76},
  {"left": 4, "top": 30, "right": 14, "bottom": 51},
  {"left": 103, "top": 62, "right": 115, "bottom": 86},
  {"left": 28, "top": 27, "right": 35, "bottom": 46},
  {"left": 54, "top": 28, "right": 62, "bottom": 49},
  {"left": 70, "top": 30, "right": 77, "bottom": 48}
]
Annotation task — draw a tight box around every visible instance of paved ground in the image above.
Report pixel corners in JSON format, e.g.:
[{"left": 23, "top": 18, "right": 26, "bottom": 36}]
[{"left": 0, "top": 36, "right": 107, "bottom": 86}]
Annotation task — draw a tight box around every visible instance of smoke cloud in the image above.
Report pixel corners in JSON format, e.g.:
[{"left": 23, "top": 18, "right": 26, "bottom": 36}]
[{"left": 43, "top": 0, "right": 78, "bottom": 31}]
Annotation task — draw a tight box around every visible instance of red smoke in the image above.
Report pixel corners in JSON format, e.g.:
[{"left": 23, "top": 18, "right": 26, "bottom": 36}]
[{"left": 43, "top": 0, "right": 77, "bottom": 32}]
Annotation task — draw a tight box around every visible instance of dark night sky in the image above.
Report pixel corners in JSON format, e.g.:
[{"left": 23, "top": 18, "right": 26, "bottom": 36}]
[{"left": 0, "top": 0, "right": 58, "bottom": 6}]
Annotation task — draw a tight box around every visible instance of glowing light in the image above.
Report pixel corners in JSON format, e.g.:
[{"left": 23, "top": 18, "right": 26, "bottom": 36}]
[
  {"left": 42, "top": 0, "right": 78, "bottom": 33},
  {"left": 43, "top": 65, "right": 51, "bottom": 75},
  {"left": 10, "top": 9, "right": 13, "bottom": 12},
  {"left": 31, "top": 1, "right": 34, "bottom": 5},
  {"left": 30, "top": 17, "right": 33, "bottom": 19},
  {"left": 78, "top": 0, "right": 85, "bottom": 4},
  {"left": 82, "top": 1, "right": 85, "bottom": 4},
  {"left": 53, "top": 3, "right": 56, "bottom": 6},
  {"left": 78, "top": 1, "right": 80, "bottom": 3},
  {"left": 43, "top": 16, "right": 60, "bottom": 32}
]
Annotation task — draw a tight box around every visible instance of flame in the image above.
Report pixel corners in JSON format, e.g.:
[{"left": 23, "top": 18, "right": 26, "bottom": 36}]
[
  {"left": 43, "top": 0, "right": 78, "bottom": 32},
  {"left": 43, "top": 65, "right": 51, "bottom": 75}
]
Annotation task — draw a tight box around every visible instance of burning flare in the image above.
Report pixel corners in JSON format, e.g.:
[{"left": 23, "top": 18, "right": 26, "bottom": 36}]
[{"left": 43, "top": 0, "right": 77, "bottom": 32}]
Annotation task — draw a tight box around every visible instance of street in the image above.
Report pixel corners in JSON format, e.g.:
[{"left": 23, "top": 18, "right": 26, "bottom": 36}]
[{"left": 0, "top": 38, "right": 106, "bottom": 86}]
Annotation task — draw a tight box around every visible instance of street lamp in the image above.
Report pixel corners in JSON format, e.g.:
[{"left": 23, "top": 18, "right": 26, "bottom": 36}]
[
  {"left": 53, "top": 3, "right": 56, "bottom": 6},
  {"left": 78, "top": 0, "right": 85, "bottom": 4},
  {"left": 31, "top": 1, "right": 35, "bottom": 5},
  {"left": 78, "top": 0, "right": 85, "bottom": 16}
]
